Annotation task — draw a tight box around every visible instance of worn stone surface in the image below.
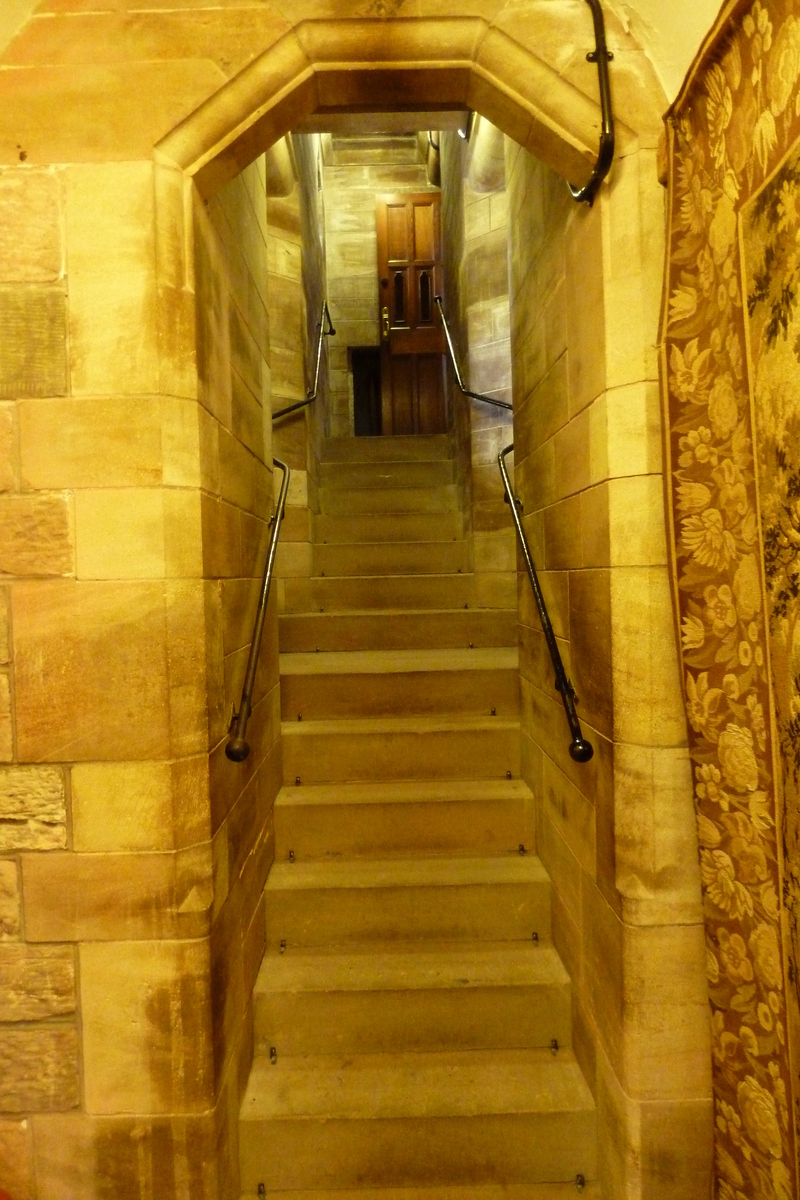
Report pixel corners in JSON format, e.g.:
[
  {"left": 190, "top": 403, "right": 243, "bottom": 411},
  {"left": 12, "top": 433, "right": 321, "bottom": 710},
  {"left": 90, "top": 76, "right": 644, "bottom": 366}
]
[
  {"left": 0, "top": 859, "right": 19, "bottom": 940},
  {"left": 21, "top": 847, "right": 212, "bottom": 942},
  {"left": 0, "top": 1118, "right": 34, "bottom": 1200},
  {"left": 0, "top": 405, "right": 14, "bottom": 493},
  {"left": 71, "top": 761, "right": 174, "bottom": 852},
  {"left": 0, "top": 169, "right": 62, "bottom": 284},
  {"left": 0, "top": 674, "right": 10, "bottom": 762},
  {"left": 0, "top": 287, "right": 67, "bottom": 397},
  {"left": 0, "top": 766, "right": 67, "bottom": 851},
  {"left": 31, "top": 1111, "right": 218, "bottom": 1200},
  {"left": 0, "top": 944, "right": 75, "bottom": 1022},
  {"left": 13, "top": 580, "right": 171, "bottom": 762},
  {"left": 0, "top": 1025, "right": 80, "bottom": 1112},
  {"left": 0, "top": 588, "right": 9, "bottom": 663},
  {"left": 0, "top": 493, "right": 73, "bottom": 578},
  {"left": 80, "top": 939, "right": 214, "bottom": 1114}
]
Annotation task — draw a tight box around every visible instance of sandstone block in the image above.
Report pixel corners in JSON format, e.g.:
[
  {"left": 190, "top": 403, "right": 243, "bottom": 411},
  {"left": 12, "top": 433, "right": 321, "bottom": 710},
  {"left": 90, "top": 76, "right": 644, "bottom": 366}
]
[
  {"left": 19, "top": 397, "right": 162, "bottom": 490},
  {"left": 13, "top": 580, "right": 170, "bottom": 762},
  {"left": 21, "top": 847, "right": 212, "bottom": 942},
  {"left": 71, "top": 761, "right": 173, "bottom": 852},
  {"left": 31, "top": 1111, "right": 217, "bottom": 1200},
  {"left": 0, "top": 1025, "right": 79, "bottom": 1112},
  {"left": 79, "top": 939, "right": 214, "bottom": 1114},
  {"left": 0, "top": 168, "right": 62, "bottom": 284},
  {"left": 0, "top": 288, "right": 67, "bottom": 398},
  {"left": 0, "top": 587, "right": 8, "bottom": 662},
  {"left": 0, "top": 944, "right": 75, "bottom": 1021},
  {"left": 0, "top": 765, "right": 66, "bottom": 851},
  {"left": 0, "top": 675, "right": 10, "bottom": 762},
  {"left": 75, "top": 488, "right": 165, "bottom": 581},
  {"left": 0, "top": 493, "right": 73, "bottom": 577},
  {"left": 0, "top": 859, "right": 19, "bottom": 940},
  {"left": 0, "top": 405, "right": 14, "bottom": 492},
  {"left": 0, "top": 1118, "right": 33, "bottom": 1200}
]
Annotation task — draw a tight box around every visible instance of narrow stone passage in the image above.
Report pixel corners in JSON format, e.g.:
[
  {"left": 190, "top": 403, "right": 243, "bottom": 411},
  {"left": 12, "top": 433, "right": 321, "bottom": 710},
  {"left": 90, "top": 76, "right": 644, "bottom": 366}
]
[{"left": 238, "top": 435, "right": 597, "bottom": 1195}]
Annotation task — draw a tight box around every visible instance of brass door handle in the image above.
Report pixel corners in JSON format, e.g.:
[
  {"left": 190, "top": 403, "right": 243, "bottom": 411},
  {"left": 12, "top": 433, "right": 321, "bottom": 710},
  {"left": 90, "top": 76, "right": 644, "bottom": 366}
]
[{"left": 381, "top": 306, "right": 390, "bottom": 339}]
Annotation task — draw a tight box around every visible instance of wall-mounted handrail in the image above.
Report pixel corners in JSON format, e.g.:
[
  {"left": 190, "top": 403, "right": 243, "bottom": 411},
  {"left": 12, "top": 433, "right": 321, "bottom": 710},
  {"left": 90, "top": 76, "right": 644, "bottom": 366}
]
[
  {"left": 226, "top": 457, "right": 291, "bottom": 762},
  {"left": 435, "top": 295, "right": 512, "bottom": 411},
  {"left": 568, "top": 0, "right": 615, "bottom": 206},
  {"left": 273, "top": 300, "right": 336, "bottom": 420},
  {"left": 498, "top": 444, "right": 593, "bottom": 763}
]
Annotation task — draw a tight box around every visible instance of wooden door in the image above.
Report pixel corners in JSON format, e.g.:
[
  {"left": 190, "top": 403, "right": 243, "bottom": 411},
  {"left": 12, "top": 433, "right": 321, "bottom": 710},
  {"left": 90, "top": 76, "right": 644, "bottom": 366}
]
[{"left": 376, "top": 192, "right": 446, "bottom": 435}]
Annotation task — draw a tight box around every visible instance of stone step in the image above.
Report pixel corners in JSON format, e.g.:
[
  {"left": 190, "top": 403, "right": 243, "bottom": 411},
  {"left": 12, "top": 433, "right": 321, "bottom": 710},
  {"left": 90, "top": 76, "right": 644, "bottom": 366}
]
[
  {"left": 278, "top": 609, "right": 518, "bottom": 652},
  {"left": 239, "top": 1048, "right": 596, "bottom": 1191},
  {"left": 313, "top": 540, "right": 470, "bottom": 577},
  {"left": 321, "top": 434, "right": 450, "bottom": 462},
  {"left": 264, "top": 854, "right": 550, "bottom": 947},
  {"left": 253, "top": 941, "right": 571, "bottom": 1056},
  {"left": 279, "top": 648, "right": 519, "bottom": 720},
  {"left": 282, "top": 574, "right": 473, "bottom": 613},
  {"left": 247, "top": 1186, "right": 601, "bottom": 1200},
  {"left": 320, "top": 484, "right": 458, "bottom": 515},
  {"left": 319, "top": 460, "right": 455, "bottom": 490},
  {"left": 281, "top": 715, "right": 521, "bottom": 784},
  {"left": 274, "top": 778, "right": 531, "bottom": 858},
  {"left": 315, "top": 511, "right": 463, "bottom": 543}
]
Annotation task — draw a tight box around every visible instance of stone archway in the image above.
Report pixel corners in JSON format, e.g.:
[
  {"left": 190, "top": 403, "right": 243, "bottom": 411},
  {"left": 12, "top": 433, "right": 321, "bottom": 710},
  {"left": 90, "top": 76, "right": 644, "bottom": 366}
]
[{"left": 0, "top": 6, "right": 712, "bottom": 1198}]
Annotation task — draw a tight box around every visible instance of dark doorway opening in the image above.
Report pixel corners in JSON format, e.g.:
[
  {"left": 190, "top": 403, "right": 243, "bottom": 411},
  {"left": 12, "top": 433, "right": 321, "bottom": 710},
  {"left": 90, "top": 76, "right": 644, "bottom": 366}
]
[{"left": 352, "top": 347, "right": 382, "bottom": 436}]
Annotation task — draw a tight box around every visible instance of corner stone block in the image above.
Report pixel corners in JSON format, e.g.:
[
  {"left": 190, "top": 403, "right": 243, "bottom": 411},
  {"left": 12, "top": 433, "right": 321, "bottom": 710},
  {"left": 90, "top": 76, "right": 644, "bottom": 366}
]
[
  {"left": 0, "top": 288, "right": 67, "bottom": 398},
  {"left": 0, "top": 859, "right": 20, "bottom": 939},
  {"left": 13, "top": 580, "right": 171, "bottom": 762},
  {"left": 0, "top": 168, "right": 62, "bottom": 284},
  {"left": 0, "top": 765, "right": 66, "bottom": 851},
  {"left": 31, "top": 1111, "right": 217, "bottom": 1200},
  {"left": 0, "top": 1025, "right": 80, "bottom": 1113},
  {"left": 80, "top": 939, "right": 214, "bottom": 1115},
  {"left": 0, "top": 1118, "right": 34, "bottom": 1200},
  {"left": 71, "top": 761, "right": 174, "bottom": 852}
]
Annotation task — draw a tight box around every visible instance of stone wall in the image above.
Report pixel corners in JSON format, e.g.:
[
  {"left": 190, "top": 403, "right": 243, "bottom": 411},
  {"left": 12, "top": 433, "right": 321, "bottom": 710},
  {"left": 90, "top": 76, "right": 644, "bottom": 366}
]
[
  {"left": 0, "top": 152, "right": 280, "bottom": 1197},
  {"left": 505, "top": 141, "right": 713, "bottom": 1197},
  {"left": 440, "top": 124, "right": 515, "bottom": 611}
]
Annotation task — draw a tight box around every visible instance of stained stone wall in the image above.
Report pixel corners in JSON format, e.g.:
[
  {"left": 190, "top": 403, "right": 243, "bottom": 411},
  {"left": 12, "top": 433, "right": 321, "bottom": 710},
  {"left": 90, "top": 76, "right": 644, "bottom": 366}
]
[
  {"left": 505, "top": 140, "right": 712, "bottom": 1197},
  {"left": 0, "top": 152, "right": 280, "bottom": 1197}
]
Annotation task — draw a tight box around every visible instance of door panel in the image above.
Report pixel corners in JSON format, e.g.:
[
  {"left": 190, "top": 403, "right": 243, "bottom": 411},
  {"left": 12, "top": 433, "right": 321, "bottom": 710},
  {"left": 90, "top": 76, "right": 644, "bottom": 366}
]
[{"left": 377, "top": 191, "right": 446, "bottom": 435}]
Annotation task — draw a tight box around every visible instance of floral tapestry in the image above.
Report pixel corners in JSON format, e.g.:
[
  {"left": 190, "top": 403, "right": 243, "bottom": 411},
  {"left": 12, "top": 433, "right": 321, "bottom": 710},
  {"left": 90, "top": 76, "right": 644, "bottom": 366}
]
[{"left": 662, "top": 0, "right": 800, "bottom": 1195}]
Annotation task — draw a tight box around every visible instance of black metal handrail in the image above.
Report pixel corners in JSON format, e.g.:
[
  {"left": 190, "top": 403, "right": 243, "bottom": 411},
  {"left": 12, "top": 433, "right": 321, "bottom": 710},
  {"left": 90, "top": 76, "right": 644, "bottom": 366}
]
[
  {"left": 498, "top": 444, "right": 593, "bottom": 763},
  {"left": 226, "top": 457, "right": 291, "bottom": 762},
  {"left": 569, "top": 0, "right": 615, "bottom": 206},
  {"left": 435, "top": 296, "right": 512, "bottom": 411},
  {"left": 273, "top": 300, "right": 335, "bottom": 420}
]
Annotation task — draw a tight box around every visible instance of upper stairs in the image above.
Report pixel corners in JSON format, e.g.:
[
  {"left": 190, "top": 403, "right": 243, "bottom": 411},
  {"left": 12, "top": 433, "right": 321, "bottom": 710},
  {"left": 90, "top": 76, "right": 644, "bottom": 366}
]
[{"left": 239, "top": 434, "right": 598, "bottom": 1198}]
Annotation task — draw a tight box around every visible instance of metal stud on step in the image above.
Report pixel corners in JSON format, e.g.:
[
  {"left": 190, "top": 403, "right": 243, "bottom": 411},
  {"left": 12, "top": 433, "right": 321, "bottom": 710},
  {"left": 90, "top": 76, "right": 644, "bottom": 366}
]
[
  {"left": 295, "top": 776, "right": 301, "bottom": 786},
  {"left": 297, "top": 713, "right": 302, "bottom": 721},
  {"left": 506, "top": 770, "right": 512, "bottom": 779},
  {"left": 279, "top": 939, "right": 286, "bottom": 954},
  {"left": 269, "top": 1047, "right": 277, "bottom": 1065},
  {"left": 518, "top": 843, "right": 526, "bottom": 855},
  {"left": 532, "top": 932, "right": 539, "bottom": 944},
  {"left": 550, "top": 1038, "right": 559, "bottom": 1055},
  {"left": 258, "top": 1184, "right": 266, "bottom": 1198},
  {"left": 575, "top": 1176, "right": 586, "bottom": 1194},
  {"left": 491, "top": 706, "right": 496, "bottom": 716},
  {"left": 288, "top": 850, "right": 295, "bottom": 863}
]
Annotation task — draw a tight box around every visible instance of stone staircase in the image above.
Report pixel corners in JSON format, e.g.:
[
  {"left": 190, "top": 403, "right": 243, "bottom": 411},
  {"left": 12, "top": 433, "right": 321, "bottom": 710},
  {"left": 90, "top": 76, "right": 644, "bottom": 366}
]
[{"left": 239, "top": 434, "right": 597, "bottom": 1197}]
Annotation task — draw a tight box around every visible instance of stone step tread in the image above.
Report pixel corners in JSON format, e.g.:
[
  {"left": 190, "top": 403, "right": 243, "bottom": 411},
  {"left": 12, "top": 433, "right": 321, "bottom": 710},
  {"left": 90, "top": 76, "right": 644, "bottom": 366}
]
[
  {"left": 265, "top": 854, "right": 548, "bottom": 892},
  {"left": 255, "top": 942, "right": 569, "bottom": 994},
  {"left": 247, "top": 1186, "right": 600, "bottom": 1199},
  {"left": 282, "top": 715, "right": 519, "bottom": 736},
  {"left": 280, "top": 648, "right": 518, "bottom": 675},
  {"left": 276, "top": 778, "right": 532, "bottom": 808},
  {"left": 321, "top": 435, "right": 450, "bottom": 463},
  {"left": 303, "top": 572, "right": 473, "bottom": 582},
  {"left": 242, "top": 1048, "right": 594, "bottom": 1120}
]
